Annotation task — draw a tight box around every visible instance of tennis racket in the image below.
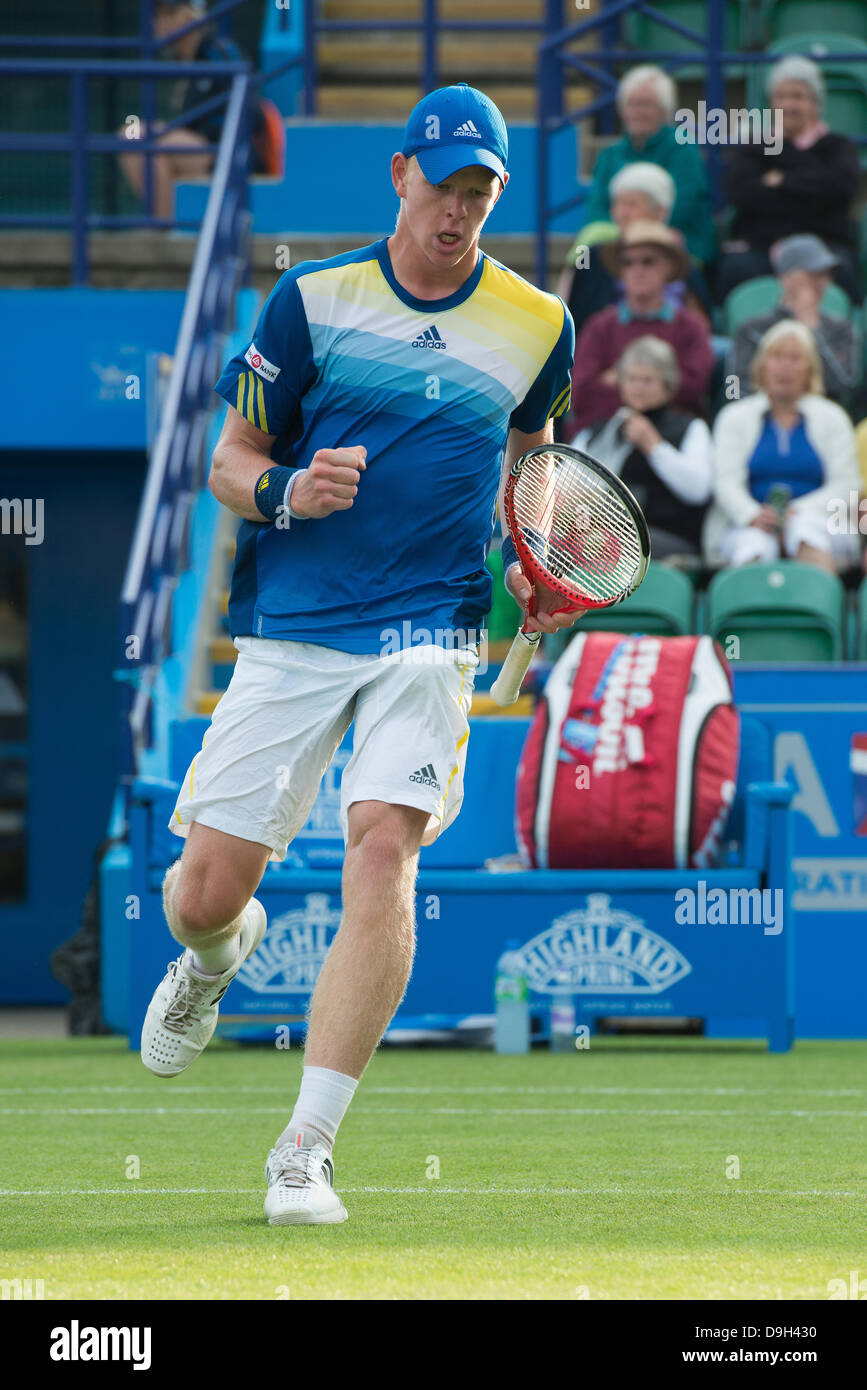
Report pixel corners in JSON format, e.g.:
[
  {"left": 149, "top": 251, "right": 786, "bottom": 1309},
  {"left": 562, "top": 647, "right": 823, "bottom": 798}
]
[{"left": 490, "top": 444, "right": 650, "bottom": 706}]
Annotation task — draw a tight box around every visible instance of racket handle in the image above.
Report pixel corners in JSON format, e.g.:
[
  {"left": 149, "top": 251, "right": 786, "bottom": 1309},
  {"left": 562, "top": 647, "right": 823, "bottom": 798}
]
[{"left": 490, "top": 628, "right": 543, "bottom": 706}]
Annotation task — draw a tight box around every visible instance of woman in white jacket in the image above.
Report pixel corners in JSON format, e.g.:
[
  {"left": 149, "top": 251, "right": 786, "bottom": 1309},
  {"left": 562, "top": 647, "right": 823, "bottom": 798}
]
[{"left": 706, "top": 319, "right": 860, "bottom": 570}]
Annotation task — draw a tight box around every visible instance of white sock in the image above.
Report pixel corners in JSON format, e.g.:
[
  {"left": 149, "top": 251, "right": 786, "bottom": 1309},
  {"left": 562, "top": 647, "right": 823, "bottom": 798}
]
[
  {"left": 191, "top": 934, "right": 240, "bottom": 976},
  {"left": 276, "top": 1066, "right": 358, "bottom": 1153}
]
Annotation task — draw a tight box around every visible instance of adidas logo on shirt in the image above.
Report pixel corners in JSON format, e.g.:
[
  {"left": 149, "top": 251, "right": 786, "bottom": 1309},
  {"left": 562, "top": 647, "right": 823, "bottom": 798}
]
[
  {"left": 453, "top": 120, "right": 481, "bottom": 137},
  {"left": 409, "top": 763, "right": 441, "bottom": 791},
  {"left": 411, "top": 325, "right": 447, "bottom": 350}
]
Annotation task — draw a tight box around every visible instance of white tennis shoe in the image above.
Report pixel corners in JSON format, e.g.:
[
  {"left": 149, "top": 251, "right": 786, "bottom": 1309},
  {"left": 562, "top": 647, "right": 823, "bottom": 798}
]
[
  {"left": 141, "top": 898, "right": 267, "bottom": 1077},
  {"left": 264, "top": 1131, "right": 348, "bottom": 1226}
]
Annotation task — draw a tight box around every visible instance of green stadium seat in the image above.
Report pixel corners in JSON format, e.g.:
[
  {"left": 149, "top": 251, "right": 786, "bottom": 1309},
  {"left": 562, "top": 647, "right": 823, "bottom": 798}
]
[
  {"left": 763, "top": 0, "right": 867, "bottom": 45},
  {"left": 706, "top": 562, "right": 846, "bottom": 662},
  {"left": 624, "top": 2, "right": 746, "bottom": 79},
  {"left": 485, "top": 547, "right": 517, "bottom": 645},
  {"left": 859, "top": 205, "right": 867, "bottom": 293},
  {"left": 855, "top": 576, "right": 867, "bottom": 659},
  {"left": 723, "top": 276, "right": 853, "bottom": 336},
  {"left": 723, "top": 277, "right": 781, "bottom": 336},
  {"left": 747, "top": 35, "right": 867, "bottom": 163},
  {"left": 564, "top": 562, "right": 696, "bottom": 641}
]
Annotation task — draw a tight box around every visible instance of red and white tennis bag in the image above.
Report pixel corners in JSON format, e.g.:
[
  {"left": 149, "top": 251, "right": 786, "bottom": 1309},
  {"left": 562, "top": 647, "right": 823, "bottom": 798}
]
[{"left": 516, "top": 632, "right": 740, "bottom": 869}]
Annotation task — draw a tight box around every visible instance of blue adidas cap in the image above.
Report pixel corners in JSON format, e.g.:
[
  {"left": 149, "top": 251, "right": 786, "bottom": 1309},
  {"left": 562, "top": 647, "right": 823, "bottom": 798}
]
[{"left": 401, "top": 83, "right": 508, "bottom": 187}]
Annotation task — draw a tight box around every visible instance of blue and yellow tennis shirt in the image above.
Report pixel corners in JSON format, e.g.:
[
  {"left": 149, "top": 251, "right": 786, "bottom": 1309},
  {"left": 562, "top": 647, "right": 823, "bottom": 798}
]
[{"left": 215, "top": 238, "right": 574, "bottom": 653}]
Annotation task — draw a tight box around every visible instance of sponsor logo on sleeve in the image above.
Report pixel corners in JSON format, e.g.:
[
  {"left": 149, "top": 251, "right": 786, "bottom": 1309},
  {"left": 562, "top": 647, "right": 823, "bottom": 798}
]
[{"left": 245, "top": 343, "right": 280, "bottom": 383}]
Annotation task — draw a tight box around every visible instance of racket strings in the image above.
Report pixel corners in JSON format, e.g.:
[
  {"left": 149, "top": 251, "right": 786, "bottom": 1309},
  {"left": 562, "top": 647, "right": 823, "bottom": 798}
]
[{"left": 514, "top": 451, "right": 642, "bottom": 601}]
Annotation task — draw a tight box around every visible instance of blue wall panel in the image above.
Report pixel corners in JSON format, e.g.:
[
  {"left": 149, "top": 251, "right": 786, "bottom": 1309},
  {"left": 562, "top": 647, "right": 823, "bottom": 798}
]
[
  {"left": 0, "top": 290, "right": 185, "bottom": 451},
  {"left": 176, "top": 121, "right": 581, "bottom": 237}
]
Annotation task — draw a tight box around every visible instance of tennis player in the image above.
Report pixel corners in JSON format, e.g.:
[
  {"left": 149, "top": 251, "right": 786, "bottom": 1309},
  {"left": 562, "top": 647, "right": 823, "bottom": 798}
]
[{"left": 141, "top": 83, "right": 581, "bottom": 1224}]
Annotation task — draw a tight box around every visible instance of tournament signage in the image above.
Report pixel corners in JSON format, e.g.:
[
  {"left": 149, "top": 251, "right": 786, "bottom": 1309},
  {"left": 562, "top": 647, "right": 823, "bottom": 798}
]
[
  {"left": 235, "top": 894, "right": 341, "bottom": 994},
  {"left": 734, "top": 666, "right": 867, "bottom": 1035},
  {"left": 512, "top": 895, "right": 692, "bottom": 994}
]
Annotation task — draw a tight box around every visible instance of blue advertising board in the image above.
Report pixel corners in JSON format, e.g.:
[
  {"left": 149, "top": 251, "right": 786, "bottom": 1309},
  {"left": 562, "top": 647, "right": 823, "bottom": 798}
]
[
  {"left": 115, "top": 667, "right": 867, "bottom": 1045},
  {"left": 733, "top": 665, "right": 867, "bottom": 1037},
  {"left": 182, "top": 867, "right": 793, "bottom": 1052},
  {"left": 123, "top": 717, "right": 795, "bottom": 1050}
]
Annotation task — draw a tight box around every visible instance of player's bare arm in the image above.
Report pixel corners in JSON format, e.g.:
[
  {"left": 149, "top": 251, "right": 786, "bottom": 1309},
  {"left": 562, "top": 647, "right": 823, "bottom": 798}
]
[
  {"left": 499, "top": 422, "right": 587, "bottom": 636},
  {"left": 210, "top": 405, "right": 367, "bottom": 520}
]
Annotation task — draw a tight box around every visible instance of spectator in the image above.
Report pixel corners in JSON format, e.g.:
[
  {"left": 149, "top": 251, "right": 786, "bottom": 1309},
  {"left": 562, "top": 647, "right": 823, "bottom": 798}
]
[
  {"left": 706, "top": 320, "right": 860, "bottom": 571},
  {"left": 728, "top": 235, "right": 861, "bottom": 413},
  {"left": 557, "top": 163, "right": 712, "bottom": 341},
  {"left": 567, "top": 221, "right": 714, "bottom": 432},
  {"left": 575, "top": 65, "right": 717, "bottom": 268},
  {"left": 719, "top": 56, "right": 862, "bottom": 303},
  {"left": 118, "top": 1, "right": 267, "bottom": 220},
  {"left": 570, "top": 337, "right": 713, "bottom": 560}
]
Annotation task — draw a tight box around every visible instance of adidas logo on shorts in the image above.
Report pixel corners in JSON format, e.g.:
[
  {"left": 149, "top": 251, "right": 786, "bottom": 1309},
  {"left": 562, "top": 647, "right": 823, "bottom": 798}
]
[
  {"left": 453, "top": 120, "right": 481, "bottom": 137},
  {"left": 409, "top": 763, "right": 441, "bottom": 791},
  {"left": 411, "top": 325, "right": 447, "bottom": 350}
]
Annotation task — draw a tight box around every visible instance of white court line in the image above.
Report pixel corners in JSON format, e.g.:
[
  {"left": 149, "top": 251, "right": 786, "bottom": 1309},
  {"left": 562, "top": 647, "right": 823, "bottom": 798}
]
[
  {"left": 0, "top": 1185, "right": 862, "bottom": 1199},
  {"left": 3, "top": 1106, "right": 866, "bottom": 1117},
  {"left": 0, "top": 1085, "right": 863, "bottom": 1097}
]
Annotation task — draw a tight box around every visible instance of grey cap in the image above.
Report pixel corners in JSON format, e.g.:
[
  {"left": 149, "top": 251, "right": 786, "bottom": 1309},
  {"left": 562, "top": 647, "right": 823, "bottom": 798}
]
[{"left": 771, "top": 234, "right": 840, "bottom": 276}]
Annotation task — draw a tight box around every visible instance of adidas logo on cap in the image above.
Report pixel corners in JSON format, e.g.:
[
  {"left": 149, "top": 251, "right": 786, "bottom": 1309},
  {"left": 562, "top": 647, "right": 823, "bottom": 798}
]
[
  {"left": 410, "top": 325, "right": 447, "bottom": 350},
  {"left": 409, "top": 763, "right": 441, "bottom": 790},
  {"left": 453, "top": 119, "right": 481, "bottom": 137}
]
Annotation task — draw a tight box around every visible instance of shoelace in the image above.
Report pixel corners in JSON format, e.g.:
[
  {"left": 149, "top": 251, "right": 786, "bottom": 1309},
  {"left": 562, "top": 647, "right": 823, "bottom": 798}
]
[
  {"left": 162, "top": 959, "right": 220, "bottom": 1034},
  {"left": 270, "top": 1145, "right": 313, "bottom": 1190}
]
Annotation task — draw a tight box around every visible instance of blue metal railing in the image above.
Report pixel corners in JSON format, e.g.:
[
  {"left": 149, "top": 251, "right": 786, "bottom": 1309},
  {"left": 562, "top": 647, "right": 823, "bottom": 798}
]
[
  {"left": 116, "top": 70, "right": 252, "bottom": 790},
  {"left": 0, "top": 58, "right": 248, "bottom": 282},
  {"left": 536, "top": 0, "right": 867, "bottom": 282},
  {"left": 0, "top": 0, "right": 238, "bottom": 49},
  {"left": 0, "top": 0, "right": 305, "bottom": 273}
]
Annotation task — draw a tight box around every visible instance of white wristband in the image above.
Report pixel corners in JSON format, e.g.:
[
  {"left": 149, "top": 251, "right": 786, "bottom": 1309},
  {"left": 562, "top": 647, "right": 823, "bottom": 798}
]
[{"left": 282, "top": 469, "right": 309, "bottom": 520}]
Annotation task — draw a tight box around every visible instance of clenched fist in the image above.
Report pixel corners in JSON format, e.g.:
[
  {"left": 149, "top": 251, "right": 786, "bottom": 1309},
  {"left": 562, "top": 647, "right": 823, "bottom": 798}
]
[{"left": 291, "top": 446, "right": 367, "bottom": 519}]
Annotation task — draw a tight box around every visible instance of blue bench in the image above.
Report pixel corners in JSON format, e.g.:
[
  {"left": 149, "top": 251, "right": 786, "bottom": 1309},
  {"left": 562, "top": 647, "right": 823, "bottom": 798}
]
[{"left": 118, "top": 711, "right": 795, "bottom": 1051}]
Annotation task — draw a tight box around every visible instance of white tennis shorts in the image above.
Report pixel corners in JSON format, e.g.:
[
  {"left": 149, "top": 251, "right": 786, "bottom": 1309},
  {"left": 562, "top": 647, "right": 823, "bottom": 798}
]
[{"left": 170, "top": 636, "right": 478, "bottom": 861}]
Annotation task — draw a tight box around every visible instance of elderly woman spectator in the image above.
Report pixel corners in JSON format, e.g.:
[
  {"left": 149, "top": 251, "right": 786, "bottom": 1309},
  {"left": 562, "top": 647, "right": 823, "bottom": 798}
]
[
  {"left": 557, "top": 162, "right": 712, "bottom": 339},
  {"left": 719, "top": 56, "right": 862, "bottom": 304},
  {"left": 567, "top": 221, "right": 714, "bottom": 432},
  {"left": 575, "top": 65, "right": 717, "bottom": 269},
  {"left": 570, "top": 337, "right": 713, "bottom": 560},
  {"left": 706, "top": 321, "right": 860, "bottom": 571},
  {"left": 728, "top": 235, "right": 861, "bottom": 413}
]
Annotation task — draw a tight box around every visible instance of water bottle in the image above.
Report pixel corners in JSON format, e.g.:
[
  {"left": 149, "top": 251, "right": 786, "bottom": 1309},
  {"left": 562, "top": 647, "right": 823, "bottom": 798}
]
[
  {"left": 494, "top": 940, "right": 529, "bottom": 1054},
  {"left": 766, "top": 483, "right": 791, "bottom": 524},
  {"left": 550, "top": 968, "right": 576, "bottom": 1052}
]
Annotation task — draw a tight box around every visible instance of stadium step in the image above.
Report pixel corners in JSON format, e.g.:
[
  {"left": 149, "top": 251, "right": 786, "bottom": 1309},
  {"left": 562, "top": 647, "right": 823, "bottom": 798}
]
[
  {"left": 317, "top": 83, "right": 544, "bottom": 118},
  {"left": 195, "top": 684, "right": 535, "bottom": 717},
  {"left": 0, "top": 230, "right": 571, "bottom": 291},
  {"left": 197, "top": 691, "right": 223, "bottom": 716},
  {"left": 316, "top": 80, "right": 594, "bottom": 120},
  {"left": 319, "top": 37, "right": 547, "bottom": 80},
  {"left": 325, "top": 0, "right": 548, "bottom": 17},
  {"left": 210, "top": 636, "right": 237, "bottom": 665},
  {"left": 315, "top": 0, "right": 601, "bottom": 119}
]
